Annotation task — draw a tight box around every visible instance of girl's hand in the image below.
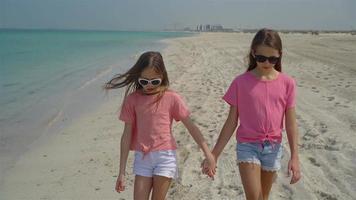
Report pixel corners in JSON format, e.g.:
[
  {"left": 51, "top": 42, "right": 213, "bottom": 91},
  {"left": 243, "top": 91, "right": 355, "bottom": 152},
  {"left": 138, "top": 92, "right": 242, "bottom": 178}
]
[
  {"left": 287, "top": 157, "right": 301, "bottom": 184},
  {"left": 200, "top": 159, "right": 210, "bottom": 176},
  {"left": 201, "top": 154, "right": 216, "bottom": 179},
  {"left": 115, "top": 173, "right": 125, "bottom": 193}
]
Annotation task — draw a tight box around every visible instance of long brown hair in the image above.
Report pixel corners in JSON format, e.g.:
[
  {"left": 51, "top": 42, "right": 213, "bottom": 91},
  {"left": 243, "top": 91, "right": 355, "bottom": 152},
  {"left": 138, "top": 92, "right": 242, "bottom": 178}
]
[
  {"left": 246, "top": 28, "right": 283, "bottom": 72},
  {"left": 104, "top": 51, "right": 169, "bottom": 101}
]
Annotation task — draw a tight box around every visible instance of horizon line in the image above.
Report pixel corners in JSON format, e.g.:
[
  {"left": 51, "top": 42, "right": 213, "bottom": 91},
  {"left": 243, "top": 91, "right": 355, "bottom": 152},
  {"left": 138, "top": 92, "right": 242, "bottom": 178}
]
[{"left": 1, "top": 27, "right": 355, "bottom": 33}]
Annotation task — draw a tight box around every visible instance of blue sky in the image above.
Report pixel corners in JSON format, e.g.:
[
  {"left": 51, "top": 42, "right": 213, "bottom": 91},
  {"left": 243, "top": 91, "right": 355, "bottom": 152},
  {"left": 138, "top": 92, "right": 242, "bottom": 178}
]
[{"left": 0, "top": 0, "right": 355, "bottom": 31}]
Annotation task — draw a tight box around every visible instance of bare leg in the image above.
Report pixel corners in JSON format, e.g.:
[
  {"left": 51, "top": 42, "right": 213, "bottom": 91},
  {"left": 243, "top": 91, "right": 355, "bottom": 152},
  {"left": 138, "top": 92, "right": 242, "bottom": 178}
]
[
  {"left": 151, "top": 175, "right": 172, "bottom": 200},
  {"left": 261, "top": 170, "right": 277, "bottom": 200},
  {"left": 134, "top": 175, "right": 153, "bottom": 200},
  {"left": 239, "top": 163, "right": 263, "bottom": 200}
]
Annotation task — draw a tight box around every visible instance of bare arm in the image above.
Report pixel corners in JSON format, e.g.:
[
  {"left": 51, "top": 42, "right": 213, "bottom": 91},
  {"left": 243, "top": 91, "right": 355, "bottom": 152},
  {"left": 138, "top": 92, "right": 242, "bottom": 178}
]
[
  {"left": 181, "top": 116, "right": 217, "bottom": 177},
  {"left": 285, "top": 108, "right": 299, "bottom": 159},
  {"left": 119, "top": 123, "right": 132, "bottom": 176},
  {"left": 181, "top": 117, "right": 213, "bottom": 158},
  {"left": 285, "top": 107, "right": 301, "bottom": 184},
  {"left": 115, "top": 122, "right": 132, "bottom": 192},
  {"left": 211, "top": 105, "right": 238, "bottom": 160}
]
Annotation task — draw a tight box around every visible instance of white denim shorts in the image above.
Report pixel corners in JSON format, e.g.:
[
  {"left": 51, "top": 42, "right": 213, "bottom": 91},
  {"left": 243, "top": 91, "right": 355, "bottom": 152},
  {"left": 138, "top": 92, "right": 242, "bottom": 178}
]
[{"left": 133, "top": 150, "right": 178, "bottom": 179}]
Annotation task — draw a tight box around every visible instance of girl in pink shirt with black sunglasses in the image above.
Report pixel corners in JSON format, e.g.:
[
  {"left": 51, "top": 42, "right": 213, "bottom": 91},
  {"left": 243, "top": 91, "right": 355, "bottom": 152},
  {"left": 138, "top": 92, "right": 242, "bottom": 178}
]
[
  {"left": 105, "top": 51, "right": 215, "bottom": 200},
  {"left": 202, "top": 28, "right": 301, "bottom": 200}
]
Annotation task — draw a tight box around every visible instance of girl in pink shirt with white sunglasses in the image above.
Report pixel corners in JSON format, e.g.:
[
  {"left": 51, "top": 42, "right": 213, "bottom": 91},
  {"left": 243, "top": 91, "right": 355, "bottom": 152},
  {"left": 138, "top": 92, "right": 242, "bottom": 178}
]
[
  {"left": 202, "top": 28, "right": 301, "bottom": 200},
  {"left": 105, "top": 51, "right": 215, "bottom": 200}
]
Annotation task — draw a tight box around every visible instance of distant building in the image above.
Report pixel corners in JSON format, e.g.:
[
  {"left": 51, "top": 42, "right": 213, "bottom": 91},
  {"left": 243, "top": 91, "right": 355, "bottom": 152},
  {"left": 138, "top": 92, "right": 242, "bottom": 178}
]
[
  {"left": 205, "top": 25, "right": 211, "bottom": 31},
  {"left": 211, "top": 24, "right": 224, "bottom": 31},
  {"left": 195, "top": 24, "right": 234, "bottom": 32}
]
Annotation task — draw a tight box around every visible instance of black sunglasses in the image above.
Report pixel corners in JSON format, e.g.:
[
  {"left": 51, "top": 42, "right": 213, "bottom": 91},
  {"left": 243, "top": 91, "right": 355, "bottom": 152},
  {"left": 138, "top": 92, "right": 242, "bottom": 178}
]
[
  {"left": 254, "top": 55, "right": 280, "bottom": 64},
  {"left": 138, "top": 78, "right": 162, "bottom": 86}
]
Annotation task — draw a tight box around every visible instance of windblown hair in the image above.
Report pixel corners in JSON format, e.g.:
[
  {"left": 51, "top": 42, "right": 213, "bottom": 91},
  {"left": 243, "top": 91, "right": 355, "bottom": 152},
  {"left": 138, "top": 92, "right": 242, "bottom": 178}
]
[{"left": 104, "top": 51, "right": 169, "bottom": 101}]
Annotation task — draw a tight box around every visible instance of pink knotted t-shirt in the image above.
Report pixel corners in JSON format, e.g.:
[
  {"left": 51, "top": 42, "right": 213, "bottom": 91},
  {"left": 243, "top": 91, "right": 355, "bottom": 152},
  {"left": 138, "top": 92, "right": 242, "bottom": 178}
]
[
  {"left": 119, "top": 90, "right": 190, "bottom": 153},
  {"left": 223, "top": 71, "right": 296, "bottom": 143}
]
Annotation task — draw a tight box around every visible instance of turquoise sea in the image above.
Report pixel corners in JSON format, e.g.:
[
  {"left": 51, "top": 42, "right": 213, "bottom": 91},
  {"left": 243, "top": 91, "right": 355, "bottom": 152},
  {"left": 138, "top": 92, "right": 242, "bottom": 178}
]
[{"left": 0, "top": 29, "right": 193, "bottom": 180}]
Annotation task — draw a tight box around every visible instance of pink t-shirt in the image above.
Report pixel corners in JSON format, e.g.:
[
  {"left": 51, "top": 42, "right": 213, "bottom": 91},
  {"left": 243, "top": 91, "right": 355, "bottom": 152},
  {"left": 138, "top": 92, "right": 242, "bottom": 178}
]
[
  {"left": 223, "top": 71, "right": 296, "bottom": 143},
  {"left": 119, "top": 90, "right": 190, "bottom": 153}
]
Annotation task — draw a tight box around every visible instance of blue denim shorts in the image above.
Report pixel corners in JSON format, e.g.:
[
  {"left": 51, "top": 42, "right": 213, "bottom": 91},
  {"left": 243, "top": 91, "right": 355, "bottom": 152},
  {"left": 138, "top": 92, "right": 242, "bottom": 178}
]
[{"left": 236, "top": 142, "right": 283, "bottom": 172}]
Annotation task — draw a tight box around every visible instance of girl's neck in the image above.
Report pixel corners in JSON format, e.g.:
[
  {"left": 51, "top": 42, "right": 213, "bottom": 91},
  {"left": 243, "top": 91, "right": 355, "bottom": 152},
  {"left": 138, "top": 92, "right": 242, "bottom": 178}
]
[{"left": 251, "top": 68, "right": 279, "bottom": 81}]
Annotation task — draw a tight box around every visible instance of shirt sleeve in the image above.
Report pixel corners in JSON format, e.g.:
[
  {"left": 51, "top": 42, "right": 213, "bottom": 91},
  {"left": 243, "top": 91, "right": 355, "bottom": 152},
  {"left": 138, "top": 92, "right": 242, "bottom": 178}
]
[
  {"left": 222, "top": 79, "right": 238, "bottom": 106},
  {"left": 118, "top": 95, "right": 135, "bottom": 123},
  {"left": 286, "top": 78, "right": 296, "bottom": 109},
  {"left": 172, "top": 93, "right": 190, "bottom": 121}
]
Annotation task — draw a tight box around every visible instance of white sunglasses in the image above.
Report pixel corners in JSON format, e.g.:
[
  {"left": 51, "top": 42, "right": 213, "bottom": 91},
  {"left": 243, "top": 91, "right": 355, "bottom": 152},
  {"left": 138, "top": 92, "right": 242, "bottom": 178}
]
[{"left": 138, "top": 78, "right": 162, "bottom": 86}]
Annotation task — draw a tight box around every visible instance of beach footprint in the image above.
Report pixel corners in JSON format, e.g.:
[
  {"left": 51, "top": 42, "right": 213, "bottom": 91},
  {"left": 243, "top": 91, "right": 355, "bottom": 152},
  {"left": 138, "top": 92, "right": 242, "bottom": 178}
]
[
  {"left": 308, "top": 157, "right": 321, "bottom": 167},
  {"left": 317, "top": 122, "right": 328, "bottom": 134}
]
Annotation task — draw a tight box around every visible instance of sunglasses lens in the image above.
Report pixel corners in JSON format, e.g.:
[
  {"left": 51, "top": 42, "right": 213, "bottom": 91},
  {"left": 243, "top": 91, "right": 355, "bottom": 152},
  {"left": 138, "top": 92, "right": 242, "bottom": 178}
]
[
  {"left": 268, "top": 57, "right": 279, "bottom": 64},
  {"left": 151, "top": 80, "right": 161, "bottom": 85},
  {"left": 255, "top": 55, "right": 267, "bottom": 63},
  {"left": 255, "top": 55, "right": 279, "bottom": 64},
  {"left": 139, "top": 79, "right": 149, "bottom": 85}
]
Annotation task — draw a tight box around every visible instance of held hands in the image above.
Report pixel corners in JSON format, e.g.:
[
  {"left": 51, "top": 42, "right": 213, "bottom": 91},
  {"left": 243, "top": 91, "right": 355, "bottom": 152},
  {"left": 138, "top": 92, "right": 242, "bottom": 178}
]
[
  {"left": 115, "top": 173, "right": 125, "bottom": 193},
  {"left": 201, "top": 153, "right": 217, "bottom": 179},
  {"left": 287, "top": 157, "right": 301, "bottom": 184}
]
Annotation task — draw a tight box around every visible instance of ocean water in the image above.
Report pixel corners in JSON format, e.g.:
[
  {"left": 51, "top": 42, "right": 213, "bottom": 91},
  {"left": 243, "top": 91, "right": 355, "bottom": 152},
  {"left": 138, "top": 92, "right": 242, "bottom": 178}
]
[{"left": 0, "top": 29, "right": 193, "bottom": 179}]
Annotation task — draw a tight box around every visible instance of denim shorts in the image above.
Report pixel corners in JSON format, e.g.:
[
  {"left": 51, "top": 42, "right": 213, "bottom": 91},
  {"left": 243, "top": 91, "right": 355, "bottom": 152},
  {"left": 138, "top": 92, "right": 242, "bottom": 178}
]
[
  {"left": 133, "top": 150, "right": 178, "bottom": 179},
  {"left": 236, "top": 142, "right": 283, "bottom": 172}
]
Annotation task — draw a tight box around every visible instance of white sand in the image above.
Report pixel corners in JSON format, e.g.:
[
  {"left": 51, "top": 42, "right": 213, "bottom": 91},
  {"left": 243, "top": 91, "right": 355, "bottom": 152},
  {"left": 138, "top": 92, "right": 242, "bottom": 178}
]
[{"left": 1, "top": 32, "right": 355, "bottom": 200}]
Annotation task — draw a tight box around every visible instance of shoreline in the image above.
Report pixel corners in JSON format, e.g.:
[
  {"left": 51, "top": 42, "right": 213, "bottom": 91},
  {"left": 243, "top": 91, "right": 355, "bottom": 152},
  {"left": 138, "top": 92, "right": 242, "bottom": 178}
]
[
  {"left": 0, "top": 31, "right": 183, "bottom": 190},
  {"left": 1, "top": 32, "right": 355, "bottom": 199}
]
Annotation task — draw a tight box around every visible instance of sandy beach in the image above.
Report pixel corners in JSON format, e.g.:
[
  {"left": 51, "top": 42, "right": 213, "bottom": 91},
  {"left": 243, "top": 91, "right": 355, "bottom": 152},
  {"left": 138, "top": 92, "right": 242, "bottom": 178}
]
[{"left": 1, "top": 32, "right": 356, "bottom": 200}]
